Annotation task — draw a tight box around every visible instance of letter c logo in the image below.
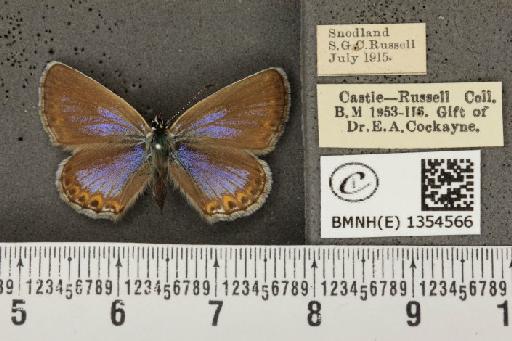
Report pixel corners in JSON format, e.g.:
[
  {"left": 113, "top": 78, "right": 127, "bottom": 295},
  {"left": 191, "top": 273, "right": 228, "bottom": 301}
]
[{"left": 329, "top": 163, "right": 379, "bottom": 202}]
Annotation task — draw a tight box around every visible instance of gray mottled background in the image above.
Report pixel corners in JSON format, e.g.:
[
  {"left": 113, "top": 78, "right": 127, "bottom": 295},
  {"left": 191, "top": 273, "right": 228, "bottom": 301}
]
[
  {"left": 303, "top": 0, "right": 512, "bottom": 244},
  {"left": 0, "top": 0, "right": 304, "bottom": 244},
  {"left": 2, "top": 0, "right": 511, "bottom": 246}
]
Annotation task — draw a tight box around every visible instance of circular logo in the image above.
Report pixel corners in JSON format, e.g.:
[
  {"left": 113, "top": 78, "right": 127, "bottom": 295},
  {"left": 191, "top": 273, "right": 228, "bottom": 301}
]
[{"left": 329, "top": 162, "right": 379, "bottom": 202}]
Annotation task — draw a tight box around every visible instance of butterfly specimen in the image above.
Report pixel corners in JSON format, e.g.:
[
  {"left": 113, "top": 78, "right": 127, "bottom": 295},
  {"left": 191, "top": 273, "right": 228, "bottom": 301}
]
[{"left": 39, "top": 62, "right": 289, "bottom": 223}]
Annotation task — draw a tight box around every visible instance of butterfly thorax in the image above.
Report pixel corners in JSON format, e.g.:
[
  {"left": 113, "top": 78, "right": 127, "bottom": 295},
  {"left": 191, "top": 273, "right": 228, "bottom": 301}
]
[{"left": 149, "top": 115, "right": 171, "bottom": 210}]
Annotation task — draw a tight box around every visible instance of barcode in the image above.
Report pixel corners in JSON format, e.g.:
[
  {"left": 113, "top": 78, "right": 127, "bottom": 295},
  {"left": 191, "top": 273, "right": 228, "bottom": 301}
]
[{"left": 421, "top": 158, "right": 474, "bottom": 211}]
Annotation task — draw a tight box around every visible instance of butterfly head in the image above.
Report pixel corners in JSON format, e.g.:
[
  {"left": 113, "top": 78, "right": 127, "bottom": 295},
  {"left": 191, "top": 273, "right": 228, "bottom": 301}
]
[{"left": 151, "top": 114, "right": 168, "bottom": 133}]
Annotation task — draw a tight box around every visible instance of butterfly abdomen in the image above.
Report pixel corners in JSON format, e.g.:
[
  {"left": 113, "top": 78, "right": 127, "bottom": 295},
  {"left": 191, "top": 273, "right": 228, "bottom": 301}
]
[{"left": 150, "top": 129, "right": 170, "bottom": 210}]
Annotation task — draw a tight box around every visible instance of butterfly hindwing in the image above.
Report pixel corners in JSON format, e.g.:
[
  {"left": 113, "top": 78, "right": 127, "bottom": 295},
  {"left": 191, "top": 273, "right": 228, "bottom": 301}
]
[
  {"left": 40, "top": 62, "right": 150, "bottom": 149},
  {"left": 168, "top": 68, "right": 289, "bottom": 222},
  {"left": 169, "top": 142, "right": 271, "bottom": 223},
  {"left": 169, "top": 68, "right": 289, "bottom": 154},
  {"left": 58, "top": 143, "right": 151, "bottom": 221}
]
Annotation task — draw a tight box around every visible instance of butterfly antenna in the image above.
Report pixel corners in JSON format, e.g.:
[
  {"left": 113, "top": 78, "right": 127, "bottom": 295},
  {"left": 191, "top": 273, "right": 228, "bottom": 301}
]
[{"left": 166, "top": 84, "right": 215, "bottom": 125}]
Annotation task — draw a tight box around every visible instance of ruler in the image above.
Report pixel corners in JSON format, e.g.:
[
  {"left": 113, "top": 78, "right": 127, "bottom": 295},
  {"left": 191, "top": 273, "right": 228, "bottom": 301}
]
[{"left": 0, "top": 244, "right": 511, "bottom": 340}]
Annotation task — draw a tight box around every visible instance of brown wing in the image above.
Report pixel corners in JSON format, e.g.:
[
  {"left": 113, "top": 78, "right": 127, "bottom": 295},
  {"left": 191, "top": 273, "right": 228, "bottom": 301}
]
[
  {"left": 57, "top": 143, "right": 151, "bottom": 221},
  {"left": 169, "top": 68, "right": 289, "bottom": 155},
  {"left": 169, "top": 142, "right": 271, "bottom": 224},
  {"left": 40, "top": 61, "right": 150, "bottom": 149}
]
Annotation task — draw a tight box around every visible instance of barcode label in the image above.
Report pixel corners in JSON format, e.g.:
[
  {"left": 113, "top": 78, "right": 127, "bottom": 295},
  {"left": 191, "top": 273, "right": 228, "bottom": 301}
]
[
  {"left": 422, "top": 158, "right": 475, "bottom": 211},
  {"left": 321, "top": 150, "right": 481, "bottom": 238}
]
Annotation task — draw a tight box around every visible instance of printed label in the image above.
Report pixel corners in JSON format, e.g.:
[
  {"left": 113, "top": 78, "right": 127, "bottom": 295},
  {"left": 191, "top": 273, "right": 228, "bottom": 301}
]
[
  {"left": 321, "top": 150, "right": 481, "bottom": 238},
  {"left": 317, "top": 23, "right": 427, "bottom": 76},
  {"left": 317, "top": 82, "right": 503, "bottom": 148}
]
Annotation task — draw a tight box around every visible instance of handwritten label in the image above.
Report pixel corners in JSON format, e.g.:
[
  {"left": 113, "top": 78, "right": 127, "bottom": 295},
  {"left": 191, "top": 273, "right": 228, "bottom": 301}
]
[
  {"left": 317, "top": 23, "right": 427, "bottom": 76},
  {"left": 317, "top": 82, "right": 503, "bottom": 148}
]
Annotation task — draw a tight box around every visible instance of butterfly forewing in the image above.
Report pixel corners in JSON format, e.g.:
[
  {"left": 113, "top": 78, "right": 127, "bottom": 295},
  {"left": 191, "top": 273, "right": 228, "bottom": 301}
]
[
  {"left": 168, "top": 68, "right": 289, "bottom": 222},
  {"left": 40, "top": 62, "right": 150, "bottom": 148},
  {"left": 169, "top": 68, "right": 289, "bottom": 154}
]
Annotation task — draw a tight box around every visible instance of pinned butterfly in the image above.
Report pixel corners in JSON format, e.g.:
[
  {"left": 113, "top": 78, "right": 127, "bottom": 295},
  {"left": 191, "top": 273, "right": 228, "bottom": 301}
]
[{"left": 39, "top": 62, "right": 289, "bottom": 223}]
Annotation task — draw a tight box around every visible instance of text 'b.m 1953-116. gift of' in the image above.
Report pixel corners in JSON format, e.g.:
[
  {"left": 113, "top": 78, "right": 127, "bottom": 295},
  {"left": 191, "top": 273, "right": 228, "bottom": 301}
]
[{"left": 317, "top": 83, "right": 503, "bottom": 149}]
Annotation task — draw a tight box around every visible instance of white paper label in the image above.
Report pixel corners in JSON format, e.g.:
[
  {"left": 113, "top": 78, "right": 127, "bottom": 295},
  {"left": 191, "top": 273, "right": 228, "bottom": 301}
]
[
  {"left": 317, "top": 23, "right": 427, "bottom": 76},
  {"left": 317, "top": 82, "right": 504, "bottom": 148},
  {"left": 321, "top": 150, "right": 481, "bottom": 238}
]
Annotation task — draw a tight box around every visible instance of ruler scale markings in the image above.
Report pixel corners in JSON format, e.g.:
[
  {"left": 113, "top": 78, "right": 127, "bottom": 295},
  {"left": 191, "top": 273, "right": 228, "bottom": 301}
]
[
  {"left": 224, "top": 248, "right": 228, "bottom": 279},
  {"left": 194, "top": 248, "right": 197, "bottom": 279},
  {"left": 38, "top": 247, "right": 42, "bottom": 278},
  {"left": 126, "top": 247, "right": 130, "bottom": 279},
  {"left": 332, "top": 248, "right": 336, "bottom": 278},
  {"left": 420, "top": 249, "right": 424, "bottom": 279},
  {"left": 213, "top": 250, "right": 219, "bottom": 297},
  {"left": 461, "top": 251, "right": 465, "bottom": 283},
  {"left": 351, "top": 249, "right": 355, "bottom": 279},
  {"left": 264, "top": 249, "right": 268, "bottom": 282},
  {"left": 175, "top": 247, "right": 179, "bottom": 279},
  {"left": 401, "top": 248, "right": 405, "bottom": 279},
  {"left": 381, "top": 248, "right": 385, "bottom": 278},
  {"left": 78, "top": 247, "right": 82, "bottom": 278},
  {"left": 58, "top": 247, "right": 62, "bottom": 278},
  {"left": 451, "top": 247, "right": 455, "bottom": 279},
  {"left": 486, "top": 249, "right": 494, "bottom": 278},
  {"left": 293, "top": 248, "right": 297, "bottom": 279},
  {"left": 98, "top": 247, "right": 101, "bottom": 278},
  {"left": 3, "top": 244, "right": 512, "bottom": 338},
  {"left": 253, "top": 247, "right": 257, "bottom": 279},
  {"left": 480, "top": 248, "right": 484, "bottom": 278},
  {"left": 234, "top": 249, "right": 238, "bottom": 278},
  {"left": 361, "top": 250, "right": 366, "bottom": 283},
  {"left": 107, "top": 247, "right": 111, "bottom": 278},
  {"left": 311, "top": 250, "right": 317, "bottom": 298},
  {"left": 391, "top": 248, "right": 395, "bottom": 279},
  {"left": 491, "top": 248, "right": 495, "bottom": 279},
  {"left": 184, "top": 247, "right": 188, "bottom": 279},
  {"left": 371, "top": 250, "right": 375, "bottom": 279},
  {"left": 321, "top": 249, "right": 325, "bottom": 280},
  {"left": 165, "top": 248, "right": 170, "bottom": 283},
  {"left": 115, "top": 255, "right": 121, "bottom": 297},
  {"left": 441, "top": 248, "right": 445, "bottom": 279},
  {"left": 244, "top": 248, "right": 248, "bottom": 278},
  {"left": 302, "top": 248, "right": 306, "bottom": 279},
  {"left": 8, "top": 247, "right": 12, "bottom": 277},
  {"left": 136, "top": 247, "right": 140, "bottom": 279},
  {"left": 16, "top": 247, "right": 23, "bottom": 294},
  {"left": 273, "top": 248, "right": 277, "bottom": 279},
  {"left": 146, "top": 247, "right": 150, "bottom": 279},
  {"left": 29, "top": 247, "right": 32, "bottom": 278},
  {"left": 410, "top": 249, "right": 416, "bottom": 298},
  {"left": 341, "top": 249, "right": 345, "bottom": 279},
  {"left": 204, "top": 248, "right": 208, "bottom": 279},
  {"left": 283, "top": 249, "right": 287, "bottom": 279},
  {"left": 501, "top": 248, "right": 504, "bottom": 279},
  {"left": 48, "top": 246, "right": 52, "bottom": 278},
  {"left": 509, "top": 252, "right": 512, "bottom": 286},
  {"left": 471, "top": 248, "right": 475, "bottom": 279}
]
